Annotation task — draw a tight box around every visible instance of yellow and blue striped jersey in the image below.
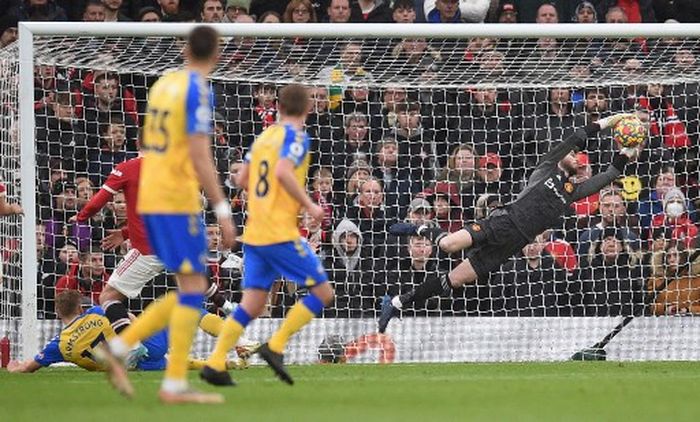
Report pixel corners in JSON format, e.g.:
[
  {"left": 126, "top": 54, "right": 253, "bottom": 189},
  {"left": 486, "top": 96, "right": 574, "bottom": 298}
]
[
  {"left": 34, "top": 307, "right": 116, "bottom": 371},
  {"left": 138, "top": 69, "right": 212, "bottom": 214},
  {"left": 242, "top": 124, "right": 311, "bottom": 246}
]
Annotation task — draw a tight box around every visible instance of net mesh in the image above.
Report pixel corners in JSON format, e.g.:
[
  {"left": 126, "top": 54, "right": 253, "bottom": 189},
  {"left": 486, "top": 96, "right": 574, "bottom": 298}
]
[{"left": 4, "top": 31, "right": 700, "bottom": 362}]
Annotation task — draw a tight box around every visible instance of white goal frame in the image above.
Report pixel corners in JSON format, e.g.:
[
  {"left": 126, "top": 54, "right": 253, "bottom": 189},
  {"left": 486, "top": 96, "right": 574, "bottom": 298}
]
[{"left": 16, "top": 22, "right": 700, "bottom": 360}]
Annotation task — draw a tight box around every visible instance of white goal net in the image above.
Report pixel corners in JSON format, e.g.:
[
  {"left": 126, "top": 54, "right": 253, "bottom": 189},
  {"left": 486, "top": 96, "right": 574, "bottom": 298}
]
[{"left": 4, "top": 23, "right": 700, "bottom": 363}]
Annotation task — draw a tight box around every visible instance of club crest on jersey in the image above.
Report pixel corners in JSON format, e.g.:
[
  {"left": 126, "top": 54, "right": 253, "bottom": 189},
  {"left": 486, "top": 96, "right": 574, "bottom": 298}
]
[{"left": 564, "top": 182, "right": 574, "bottom": 193}]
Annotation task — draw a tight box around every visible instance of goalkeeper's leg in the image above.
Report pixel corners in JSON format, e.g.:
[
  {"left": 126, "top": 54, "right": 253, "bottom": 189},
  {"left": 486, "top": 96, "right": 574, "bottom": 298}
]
[
  {"left": 389, "top": 223, "right": 477, "bottom": 253},
  {"left": 378, "top": 259, "right": 479, "bottom": 333}
]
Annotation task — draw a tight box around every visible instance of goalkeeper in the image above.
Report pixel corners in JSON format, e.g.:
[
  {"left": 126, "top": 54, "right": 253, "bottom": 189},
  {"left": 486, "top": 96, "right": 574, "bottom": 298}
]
[{"left": 379, "top": 114, "right": 641, "bottom": 333}]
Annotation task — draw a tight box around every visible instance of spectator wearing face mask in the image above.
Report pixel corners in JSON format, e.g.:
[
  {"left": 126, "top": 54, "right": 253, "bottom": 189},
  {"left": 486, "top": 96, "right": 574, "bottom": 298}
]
[{"left": 650, "top": 187, "right": 698, "bottom": 248}]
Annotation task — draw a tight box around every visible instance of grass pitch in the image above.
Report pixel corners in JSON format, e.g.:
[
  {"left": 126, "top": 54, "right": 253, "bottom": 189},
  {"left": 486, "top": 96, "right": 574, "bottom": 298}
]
[{"left": 1, "top": 362, "right": 698, "bottom": 422}]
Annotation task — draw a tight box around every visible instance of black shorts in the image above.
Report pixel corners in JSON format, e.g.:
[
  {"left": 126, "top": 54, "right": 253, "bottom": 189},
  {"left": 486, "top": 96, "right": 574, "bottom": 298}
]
[{"left": 463, "top": 210, "right": 529, "bottom": 281}]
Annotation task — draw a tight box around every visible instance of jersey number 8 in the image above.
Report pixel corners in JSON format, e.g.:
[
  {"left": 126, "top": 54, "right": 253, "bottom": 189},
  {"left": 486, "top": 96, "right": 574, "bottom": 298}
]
[{"left": 256, "top": 160, "right": 269, "bottom": 197}]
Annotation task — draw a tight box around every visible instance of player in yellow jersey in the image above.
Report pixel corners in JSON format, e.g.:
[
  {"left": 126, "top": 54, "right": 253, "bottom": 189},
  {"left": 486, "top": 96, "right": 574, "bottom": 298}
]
[
  {"left": 8, "top": 291, "right": 254, "bottom": 374},
  {"left": 200, "top": 85, "right": 335, "bottom": 387},
  {"left": 97, "top": 26, "right": 235, "bottom": 404}
]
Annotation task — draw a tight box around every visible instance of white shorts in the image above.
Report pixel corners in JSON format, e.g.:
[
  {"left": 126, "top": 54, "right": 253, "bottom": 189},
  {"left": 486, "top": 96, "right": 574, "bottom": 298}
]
[{"left": 107, "top": 249, "right": 164, "bottom": 299}]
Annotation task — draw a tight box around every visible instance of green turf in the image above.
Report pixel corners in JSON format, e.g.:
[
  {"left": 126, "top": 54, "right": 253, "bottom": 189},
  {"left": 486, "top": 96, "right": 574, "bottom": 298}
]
[{"left": 1, "top": 362, "right": 698, "bottom": 422}]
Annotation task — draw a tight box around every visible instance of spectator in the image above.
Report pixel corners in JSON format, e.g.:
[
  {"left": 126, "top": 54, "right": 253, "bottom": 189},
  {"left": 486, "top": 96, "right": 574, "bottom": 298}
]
[
  {"left": 405, "top": 197, "right": 434, "bottom": 226},
  {"left": 574, "top": 87, "right": 614, "bottom": 172},
  {"left": 349, "top": 0, "right": 391, "bottom": 23},
  {"left": 224, "top": 0, "right": 250, "bottom": 21},
  {"left": 497, "top": 2, "right": 518, "bottom": 23},
  {"left": 435, "top": 144, "right": 478, "bottom": 213},
  {"left": 326, "top": 0, "right": 351, "bottom": 23},
  {"left": 650, "top": 187, "right": 698, "bottom": 248},
  {"left": 222, "top": 159, "right": 246, "bottom": 235},
  {"left": 653, "top": 0, "right": 700, "bottom": 23},
  {"left": 573, "top": 1, "right": 597, "bottom": 22},
  {"left": 316, "top": 42, "right": 370, "bottom": 111},
  {"left": 569, "top": 152, "right": 600, "bottom": 218},
  {"left": 88, "top": 117, "right": 136, "bottom": 185},
  {"left": 372, "top": 138, "right": 413, "bottom": 220},
  {"left": 423, "top": 181, "right": 463, "bottom": 233},
  {"left": 638, "top": 82, "right": 692, "bottom": 165},
  {"left": 35, "top": 90, "right": 88, "bottom": 173},
  {"left": 391, "top": 0, "right": 415, "bottom": 23},
  {"left": 325, "top": 218, "right": 371, "bottom": 317},
  {"left": 604, "top": 5, "right": 628, "bottom": 22},
  {"left": 82, "top": 0, "right": 106, "bottom": 21},
  {"left": 535, "top": 2, "right": 558, "bottom": 22},
  {"left": 639, "top": 168, "right": 697, "bottom": 231},
  {"left": 390, "top": 37, "right": 443, "bottom": 80},
  {"left": 578, "top": 227, "right": 644, "bottom": 316},
  {"left": 19, "top": 0, "right": 67, "bottom": 21},
  {"left": 283, "top": 0, "right": 317, "bottom": 23},
  {"left": 577, "top": 188, "right": 641, "bottom": 257},
  {"left": 475, "top": 152, "right": 512, "bottom": 201},
  {"left": 391, "top": 100, "right": 436, "bottom": 182},
  {"left": 494, "top": 232, "right": 570, "bottom": 316},
  {"left": 344, "top": 176, "right": 388, "bottom": 257},
  {"left": 250, "top": 0, "right": 287, "bottom": 18},
  {"left": 258, "top": 10, "right": 281, "bottom": 22},
  {"left": 648, "top": 241, "right": 700, "bottom": 315},
  {"left": 103, "top": 0, "right": 131, "bottom": 21},
  {"left": 75, "top": 177, "right": 95, "bottom": 210},
  {"left": 157, "top": 0, "right": 181, "bottom": 19},
  {"left": 44, "top": 180, "right": 93, "bottom": 251},
  {"left": 82, "top": 71, "right": 139, "bottom": 147},
  {"left": 0, "top": 15, "right": 18, "bottom": 48},
  {"left": 200, "top": 0, "right": 224, "bottom": 22},
  {"left": 342, "top": 75, "right": 381, "bottom": 128},
  {"left": 343, "top": 159, "right": 372, "bottom": 210},
  {"left": 307, "top": 86, "right": 342, "bottom": 171},
  {"left": 55, "top": 246, "right": 109, "bottom": 307},
  {"left": 137, "top": 6, "right": 162, "bottom": 21},
  {"left": 310, "top": 167, "right": 336, "bottom": 230},
  {"left": 383, "top": 235, "right": 440, "bottom": 316},
  {"left": 425, "top": 0, "right": 461, "bottom": 23},
  {"left": 333, "top": 112, "right": 373, "bottom": 179},
  {"left": 598, "top": 0, "right": 656, "bottom": 23}
]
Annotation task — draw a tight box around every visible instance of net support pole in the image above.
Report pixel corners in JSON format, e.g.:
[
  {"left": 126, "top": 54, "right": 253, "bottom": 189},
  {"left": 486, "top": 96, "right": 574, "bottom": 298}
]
[{"left": 18, "top": 22, "right": 38, "bottom": 360}]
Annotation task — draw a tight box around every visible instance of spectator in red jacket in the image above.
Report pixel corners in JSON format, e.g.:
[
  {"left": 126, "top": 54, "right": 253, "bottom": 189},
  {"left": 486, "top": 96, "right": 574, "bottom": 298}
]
[
  {"left": 55, "top": 246, "right": 109, "bottom": 307},
  {"left": 650, "top": 187, "right": 699, "bottom": 249}
]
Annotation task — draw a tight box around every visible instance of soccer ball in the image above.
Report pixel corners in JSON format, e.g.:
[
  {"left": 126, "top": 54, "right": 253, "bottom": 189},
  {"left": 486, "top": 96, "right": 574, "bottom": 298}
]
[{"left": 612, "top": 116, "right": 646, "bottom": 147}]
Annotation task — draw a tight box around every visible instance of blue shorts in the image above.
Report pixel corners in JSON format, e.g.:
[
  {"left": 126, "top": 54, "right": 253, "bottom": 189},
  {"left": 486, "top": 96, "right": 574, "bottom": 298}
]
[
  {"left": 142, "top": 214, "right": 207, "bottom": 274},
  {"left": 243, "top": 239, "right": 328, "bottom": 291},
  {"left": 137, "top": 330, "right": 168, "bottom": 371}
]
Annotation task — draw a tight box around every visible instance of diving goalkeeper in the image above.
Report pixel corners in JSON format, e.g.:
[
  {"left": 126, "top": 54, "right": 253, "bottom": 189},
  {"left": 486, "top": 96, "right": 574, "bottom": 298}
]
[{"left": 379, "top": 114, "right": 641, "bottom": 333}]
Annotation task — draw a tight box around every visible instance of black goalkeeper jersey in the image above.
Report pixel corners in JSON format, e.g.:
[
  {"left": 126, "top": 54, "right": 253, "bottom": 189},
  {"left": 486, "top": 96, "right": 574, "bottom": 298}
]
[{"left": 506, "top": 124, "right": 629, "bottom": 241}]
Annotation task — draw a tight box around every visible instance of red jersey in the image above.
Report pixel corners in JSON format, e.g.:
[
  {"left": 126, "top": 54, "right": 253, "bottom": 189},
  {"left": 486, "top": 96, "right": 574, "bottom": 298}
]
[
  {"left": 0, "top": 182, "right": 5, "bottom": 194},
  {"left": 76, "top": 157, "right": 152, "bottom": 255}
]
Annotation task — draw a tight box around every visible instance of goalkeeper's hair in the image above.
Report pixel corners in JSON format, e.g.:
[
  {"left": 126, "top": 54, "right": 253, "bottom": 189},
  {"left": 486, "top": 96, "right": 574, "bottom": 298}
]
[
  {"left": 279, "top": 84, "right": 310, "bottom": 117},
  {"left": 188, "top": 26, "right": 219, "bottom": 62},
  {"left": 55, "top": 290, "right": 82, "bottom": 319}
]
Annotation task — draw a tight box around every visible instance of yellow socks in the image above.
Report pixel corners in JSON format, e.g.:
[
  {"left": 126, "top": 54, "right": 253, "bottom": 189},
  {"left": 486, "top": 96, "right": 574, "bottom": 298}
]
[
  {"left": 164, "top": 293, "right": 205, "bottom": 382},
  {"left": 199, "top": 313, "right": 224, "bottom": 336},
  {"left": 206, "top": 307, "right": 251, "bottom": 371},
  {"left": 268, "top": 295, "right": 323, "bottom": 354}
]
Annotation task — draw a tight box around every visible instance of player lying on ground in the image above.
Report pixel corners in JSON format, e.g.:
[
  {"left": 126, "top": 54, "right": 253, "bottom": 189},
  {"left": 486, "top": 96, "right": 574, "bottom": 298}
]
[
  {"left": 7, "top": 291, "right": 257, "bottom": 373},
  {"left": 199, "top": 84, "right": 335, "bottom": 387},
  {"left": 379, "top": 114, "right": 641, "bottom": 333},
  {"left": 96, "top": 26, "right": 236, "bottom": 404},
  {"left": 69, "top": 151, "right": 246, "bottom": 353}
]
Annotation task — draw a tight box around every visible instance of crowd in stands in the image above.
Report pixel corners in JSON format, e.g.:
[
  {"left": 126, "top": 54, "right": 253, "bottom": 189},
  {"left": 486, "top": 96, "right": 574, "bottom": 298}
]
[{"left": 1, "top": 0, "right": 700, "bottom": 319}]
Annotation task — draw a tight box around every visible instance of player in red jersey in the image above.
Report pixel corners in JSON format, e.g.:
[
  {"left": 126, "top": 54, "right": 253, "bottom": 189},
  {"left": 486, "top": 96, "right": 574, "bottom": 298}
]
[
  {"left": 72, "top": 157, "right": 237, "bottom": 337},
  {"left": 0, "top": 179, "right": 22, "bottom": 216}
]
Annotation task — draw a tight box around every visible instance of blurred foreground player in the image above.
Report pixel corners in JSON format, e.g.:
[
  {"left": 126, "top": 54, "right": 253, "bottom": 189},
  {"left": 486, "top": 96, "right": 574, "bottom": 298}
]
[
  {"left": 380, "top": 114, "right": 642, "bottom": 332},
  {"left": 200, "top": 85, "right": 334, "bottom": 387},
  {"left": 97, "top": 26, "right": 236, "bottom": 404}
]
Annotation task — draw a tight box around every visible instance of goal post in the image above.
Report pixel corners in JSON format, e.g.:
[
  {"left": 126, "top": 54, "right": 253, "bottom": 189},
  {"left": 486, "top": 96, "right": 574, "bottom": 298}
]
[{"left": 9, "top": 22, "right": 700, "bottom": 362}]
